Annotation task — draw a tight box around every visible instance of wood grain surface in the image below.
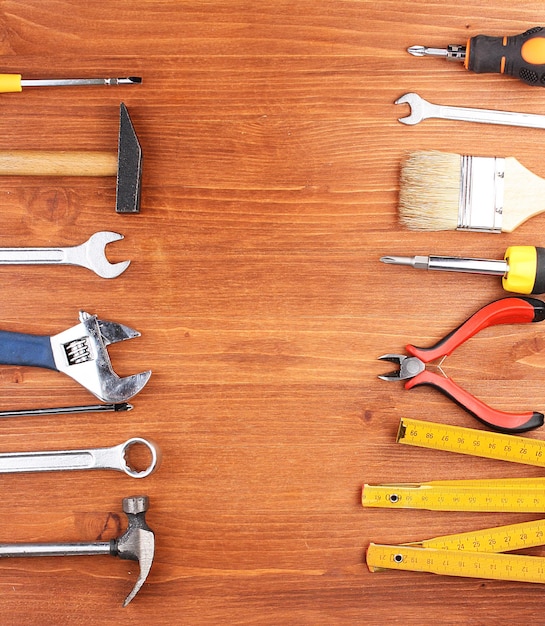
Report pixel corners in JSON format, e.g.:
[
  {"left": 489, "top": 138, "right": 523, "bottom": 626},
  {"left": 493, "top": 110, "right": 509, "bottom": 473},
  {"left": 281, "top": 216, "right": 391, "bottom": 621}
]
[{"left": 1, "top": 1, "right": 545, "bottom": 624}]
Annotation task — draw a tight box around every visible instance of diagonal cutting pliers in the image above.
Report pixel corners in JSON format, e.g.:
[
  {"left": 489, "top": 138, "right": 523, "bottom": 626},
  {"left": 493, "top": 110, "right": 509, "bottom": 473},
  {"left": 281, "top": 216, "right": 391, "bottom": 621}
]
[{"left": 378, "top": 296, "right": 545, "bottom": 433}]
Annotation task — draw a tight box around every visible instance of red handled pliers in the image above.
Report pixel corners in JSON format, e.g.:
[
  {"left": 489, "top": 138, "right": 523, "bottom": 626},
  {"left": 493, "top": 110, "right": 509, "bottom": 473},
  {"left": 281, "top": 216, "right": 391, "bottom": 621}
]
[{"left": 379, "top": 296, "right": 545, "bottom": 433}]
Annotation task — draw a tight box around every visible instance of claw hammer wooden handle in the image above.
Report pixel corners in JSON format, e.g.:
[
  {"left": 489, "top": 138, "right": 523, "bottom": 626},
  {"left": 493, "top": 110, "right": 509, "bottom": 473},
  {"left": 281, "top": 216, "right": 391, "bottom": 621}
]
[{"left": 0, "top": 151, "right": 118, "bottom": 176}]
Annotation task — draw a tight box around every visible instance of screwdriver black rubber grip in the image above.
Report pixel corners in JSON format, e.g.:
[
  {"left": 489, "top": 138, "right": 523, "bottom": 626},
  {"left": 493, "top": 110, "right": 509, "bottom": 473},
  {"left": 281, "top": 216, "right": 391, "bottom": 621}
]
[
  {"left": 532, "top": 247, "right": 545, "bottom": 293},
  {"left": 467, "top": 27, "right": 545, "bottom": 86}
]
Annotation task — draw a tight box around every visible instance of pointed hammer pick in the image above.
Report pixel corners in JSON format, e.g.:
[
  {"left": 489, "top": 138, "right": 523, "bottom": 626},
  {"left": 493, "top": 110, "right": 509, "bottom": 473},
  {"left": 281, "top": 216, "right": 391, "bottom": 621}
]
[
  {"left": 0, "top": 103, "right": 142, "bottom": 213},
  {"left": 0, "top": 496, "right": 155, "bottom": 606}
]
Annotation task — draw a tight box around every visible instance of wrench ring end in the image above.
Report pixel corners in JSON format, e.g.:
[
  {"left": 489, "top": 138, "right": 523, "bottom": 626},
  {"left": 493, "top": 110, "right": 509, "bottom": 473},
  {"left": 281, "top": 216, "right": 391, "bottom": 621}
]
[{"left": 121, "top": 437, "right": 161, "bottom": 478}]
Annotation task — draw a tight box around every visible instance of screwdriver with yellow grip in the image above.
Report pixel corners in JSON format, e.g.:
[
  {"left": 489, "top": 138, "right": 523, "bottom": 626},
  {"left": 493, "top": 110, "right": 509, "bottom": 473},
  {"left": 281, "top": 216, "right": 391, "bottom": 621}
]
[
  {"left": 381, "top": 246, "right": 545, "bottom": 295},
  {"left": 409, "top": 27, "right": 545, "bottom": 86},
  {"left": 0, "top": 75, "right": 141, "bottom": 92}
]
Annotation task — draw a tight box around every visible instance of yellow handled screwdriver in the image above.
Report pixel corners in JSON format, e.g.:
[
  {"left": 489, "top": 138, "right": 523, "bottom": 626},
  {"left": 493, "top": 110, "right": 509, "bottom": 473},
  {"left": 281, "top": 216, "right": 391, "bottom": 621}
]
[
  {"left": 409, "top": 27, "right": 545, "bottom": 86},
  {"left": 381, "top": 246, "right": 545, "bottom": 295},
  {"left": 0, "top": 74, "right": 141, "bottom": 92}
]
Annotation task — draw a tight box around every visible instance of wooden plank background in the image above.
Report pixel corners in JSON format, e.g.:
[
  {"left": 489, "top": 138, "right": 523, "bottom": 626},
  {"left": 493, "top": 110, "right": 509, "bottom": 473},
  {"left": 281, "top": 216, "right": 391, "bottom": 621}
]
[{"left": 1, "top": 1, "right": 545, "bottom": 623}]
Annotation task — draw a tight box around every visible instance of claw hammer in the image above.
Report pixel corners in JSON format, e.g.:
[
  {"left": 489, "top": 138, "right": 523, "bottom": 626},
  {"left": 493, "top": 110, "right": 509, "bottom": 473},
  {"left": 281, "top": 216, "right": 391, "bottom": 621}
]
[{"left": 0, "top": 496, "right": 155, "bottom": 606}]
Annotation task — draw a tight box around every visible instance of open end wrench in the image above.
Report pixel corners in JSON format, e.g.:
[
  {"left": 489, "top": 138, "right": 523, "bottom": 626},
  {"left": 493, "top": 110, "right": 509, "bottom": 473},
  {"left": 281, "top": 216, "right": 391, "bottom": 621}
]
[
  {"left": 0, "top": 231, "right": 130, "bottom": 278},
  {"left": 395, "top": 92, "right": 545, "bottom": 129},
  {"left": 0, "top": 438, "right": 160, "bottom": 477}
]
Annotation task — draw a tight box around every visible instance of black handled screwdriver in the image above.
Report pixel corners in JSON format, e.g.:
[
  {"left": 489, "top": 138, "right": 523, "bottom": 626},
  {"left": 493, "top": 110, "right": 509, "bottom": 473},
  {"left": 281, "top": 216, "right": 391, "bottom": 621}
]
[{"left": 408, "top": 27, "right": 545, "bottom": 86}]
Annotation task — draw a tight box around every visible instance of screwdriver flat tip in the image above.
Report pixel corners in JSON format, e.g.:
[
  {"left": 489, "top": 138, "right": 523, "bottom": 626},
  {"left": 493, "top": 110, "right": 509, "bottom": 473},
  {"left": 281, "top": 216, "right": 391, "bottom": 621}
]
[{"left": 115, "top": 402, "right": 134, "bottom": 412}]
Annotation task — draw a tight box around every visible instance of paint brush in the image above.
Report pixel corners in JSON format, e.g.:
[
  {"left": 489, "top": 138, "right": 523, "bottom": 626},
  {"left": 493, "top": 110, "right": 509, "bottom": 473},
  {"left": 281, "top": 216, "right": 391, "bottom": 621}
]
[{"left": 398, "top": 150, "right": 545, "bottom": 232}]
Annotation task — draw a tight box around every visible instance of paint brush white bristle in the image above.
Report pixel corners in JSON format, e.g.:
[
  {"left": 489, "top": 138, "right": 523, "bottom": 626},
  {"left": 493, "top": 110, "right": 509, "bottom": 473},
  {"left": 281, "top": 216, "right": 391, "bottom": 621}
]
[
  {"left": 398, "top": 150, "right": 545, "bottom": 233},
  {"left": 399, "top": 151, "right": 461, "bottom": 231}
]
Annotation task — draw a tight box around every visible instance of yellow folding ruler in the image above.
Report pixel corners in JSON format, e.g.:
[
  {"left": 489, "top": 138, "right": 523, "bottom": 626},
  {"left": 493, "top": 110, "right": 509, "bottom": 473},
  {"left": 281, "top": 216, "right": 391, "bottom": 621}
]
[
  {"left": 364, "top": 416, "right": 545, "bottom": 583},
  {"left": 363, "top": 417, "right": 545, "bottom": 512},
  {"left": 363, "top": 477, "right": 545, "bottom": 512},
  {"left": 367, "top": 518, "right": 545, "bottom": 584},
  {"left": 396, "top": 417, "right": 545, "bottom": 466}
]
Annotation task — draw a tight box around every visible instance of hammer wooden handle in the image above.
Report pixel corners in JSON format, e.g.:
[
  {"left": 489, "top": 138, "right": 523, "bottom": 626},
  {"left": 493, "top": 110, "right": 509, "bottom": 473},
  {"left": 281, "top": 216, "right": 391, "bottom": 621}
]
[{"left": 0, "top": 151, "right": 118, "bottom": 176}]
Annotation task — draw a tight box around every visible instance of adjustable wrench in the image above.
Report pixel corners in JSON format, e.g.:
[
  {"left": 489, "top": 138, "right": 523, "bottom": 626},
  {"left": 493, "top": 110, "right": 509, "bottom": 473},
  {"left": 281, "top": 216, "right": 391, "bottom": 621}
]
[
  {"left": 395, "top": 92, "right": 545, "bottom": 129},
  {"left": 0, "top": 231, "right": 130, "bottom": 278},
  {"left": 0, "top": 438, "right": 160, "bottom": 477},
  {"left": 0, "top": 311, "right": 151, "bottom": 403}
]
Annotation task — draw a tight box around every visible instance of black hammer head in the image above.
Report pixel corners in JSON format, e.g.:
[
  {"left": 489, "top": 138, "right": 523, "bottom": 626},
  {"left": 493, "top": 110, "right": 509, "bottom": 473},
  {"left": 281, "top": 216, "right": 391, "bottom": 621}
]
[
  {"left": 116, "top": 103, "right": 142, "bottom": 213},
  {"left": 112, "top": 496, "right": 155, "bottom": 607}
]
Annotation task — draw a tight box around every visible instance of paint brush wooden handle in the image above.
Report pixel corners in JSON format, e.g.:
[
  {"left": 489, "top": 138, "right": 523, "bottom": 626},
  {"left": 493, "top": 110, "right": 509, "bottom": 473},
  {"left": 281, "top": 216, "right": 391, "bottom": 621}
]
[{"left": 0, "top": 151, "right": 118, "bottom": 176}]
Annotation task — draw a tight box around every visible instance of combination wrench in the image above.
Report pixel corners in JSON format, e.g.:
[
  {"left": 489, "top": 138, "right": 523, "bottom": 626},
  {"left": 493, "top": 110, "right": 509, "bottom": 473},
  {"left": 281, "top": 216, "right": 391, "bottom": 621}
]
[
  {"left": 0, "top": 437, "right": 160, "bottom": 477},
  {"left": 395, "top": 92, "right": 545, "bottom": 129}
]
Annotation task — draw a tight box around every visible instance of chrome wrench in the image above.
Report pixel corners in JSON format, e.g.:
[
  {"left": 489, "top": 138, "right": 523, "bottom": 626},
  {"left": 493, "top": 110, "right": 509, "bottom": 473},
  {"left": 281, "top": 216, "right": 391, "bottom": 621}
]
[
  {"left": 395, "top": 92, "right": 545, "bottom": 129},
  {"left": 0, "top": 231, "right": 129, "bottom": 278},
  {"left": 0, "top": 438, "right": 160, "bottom": 477}
]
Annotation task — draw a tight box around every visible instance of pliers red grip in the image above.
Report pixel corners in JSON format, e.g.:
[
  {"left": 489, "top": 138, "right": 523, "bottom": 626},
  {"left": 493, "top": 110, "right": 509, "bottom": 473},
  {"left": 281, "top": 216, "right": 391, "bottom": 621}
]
[{"left": 379, "top": 297, "right": 545, "bottom": 433}]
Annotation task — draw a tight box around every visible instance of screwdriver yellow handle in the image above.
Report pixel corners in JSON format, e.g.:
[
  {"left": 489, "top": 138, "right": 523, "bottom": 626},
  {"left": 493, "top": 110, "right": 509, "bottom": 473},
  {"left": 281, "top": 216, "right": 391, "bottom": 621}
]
[
  {"left": 503, "top": 246, "right": 545, "bottom": 294},
  {"left": 0, "top": 74, "right": 22, "bottom": 93}
]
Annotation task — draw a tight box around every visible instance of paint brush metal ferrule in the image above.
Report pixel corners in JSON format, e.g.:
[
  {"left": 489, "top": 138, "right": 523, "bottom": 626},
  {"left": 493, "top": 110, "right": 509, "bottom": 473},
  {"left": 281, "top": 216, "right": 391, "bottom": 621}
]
[{"left": 458, "top": 155, "right": 505, "bottom": 233}]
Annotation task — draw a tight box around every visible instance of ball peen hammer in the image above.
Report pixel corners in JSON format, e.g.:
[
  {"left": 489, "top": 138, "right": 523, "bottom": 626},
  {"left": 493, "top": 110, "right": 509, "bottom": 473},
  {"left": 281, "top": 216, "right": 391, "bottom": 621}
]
[
  {"left": 0, "top": 496, "right": 155, "bottom": 606},
  {"left": 0, "top": 103, "right": 142, "bottom": 213}
]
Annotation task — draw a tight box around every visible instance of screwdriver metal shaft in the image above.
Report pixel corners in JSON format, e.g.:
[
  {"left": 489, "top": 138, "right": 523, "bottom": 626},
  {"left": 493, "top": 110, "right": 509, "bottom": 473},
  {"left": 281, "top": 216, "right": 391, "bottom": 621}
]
[
  {"left": 408, "top": 45, "right": 466, "bottom": 60},
  {"left": 21, "top": 77, "right": 142, "bottom": 88},
  {"left": 381, "top": 255, "right": 508, "bottom": 276},
  {"left": 0, "top": 402, "right": 133, "bottom": 419}
]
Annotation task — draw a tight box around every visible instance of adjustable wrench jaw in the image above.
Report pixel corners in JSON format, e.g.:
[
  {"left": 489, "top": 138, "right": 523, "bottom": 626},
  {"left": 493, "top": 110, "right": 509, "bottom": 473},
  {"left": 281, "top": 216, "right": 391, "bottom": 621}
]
[
  {"left": 378, "top": 354, "right": 425, "bottom": 381},
  {"left": 50, "top": 311, "right": 151, "bottom": 403}
]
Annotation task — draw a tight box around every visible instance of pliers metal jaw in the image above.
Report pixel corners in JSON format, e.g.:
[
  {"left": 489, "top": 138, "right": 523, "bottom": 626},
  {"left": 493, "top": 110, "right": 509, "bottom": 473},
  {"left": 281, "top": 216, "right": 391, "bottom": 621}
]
[
  {"left": 378, "top": 355, "right": 425, "bottom": 381},
  {"left": 378, "top": 296, "right": 545, "bottom": 434}
]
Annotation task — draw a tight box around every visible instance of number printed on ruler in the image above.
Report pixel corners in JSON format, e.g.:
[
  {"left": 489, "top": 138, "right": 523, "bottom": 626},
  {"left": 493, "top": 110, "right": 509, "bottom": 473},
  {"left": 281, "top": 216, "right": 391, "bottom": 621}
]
[
  {"left": 420, "top": 518, "right": 545, "bottom": 552},
  {"left": 397, "top": 417, "right": 545, "bottom": 466}
]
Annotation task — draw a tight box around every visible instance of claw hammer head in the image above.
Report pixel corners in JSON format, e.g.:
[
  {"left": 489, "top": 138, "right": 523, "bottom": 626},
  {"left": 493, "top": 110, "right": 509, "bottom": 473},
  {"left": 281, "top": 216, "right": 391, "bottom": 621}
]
[
  {"left": 51, "top": 311, "right": 151, "bottom": 403},
  {"left": 116, "top": 103, "right": 142, "bottom": 213},
  {"left": 113, "top": 496, "right": 155, "bottom": 607}
]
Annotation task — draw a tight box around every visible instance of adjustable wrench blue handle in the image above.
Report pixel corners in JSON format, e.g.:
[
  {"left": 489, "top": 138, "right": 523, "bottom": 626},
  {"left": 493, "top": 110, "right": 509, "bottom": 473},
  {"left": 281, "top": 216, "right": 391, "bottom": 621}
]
[{"left": 0, "top": 330, "right": 56, "bottom": 370}]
